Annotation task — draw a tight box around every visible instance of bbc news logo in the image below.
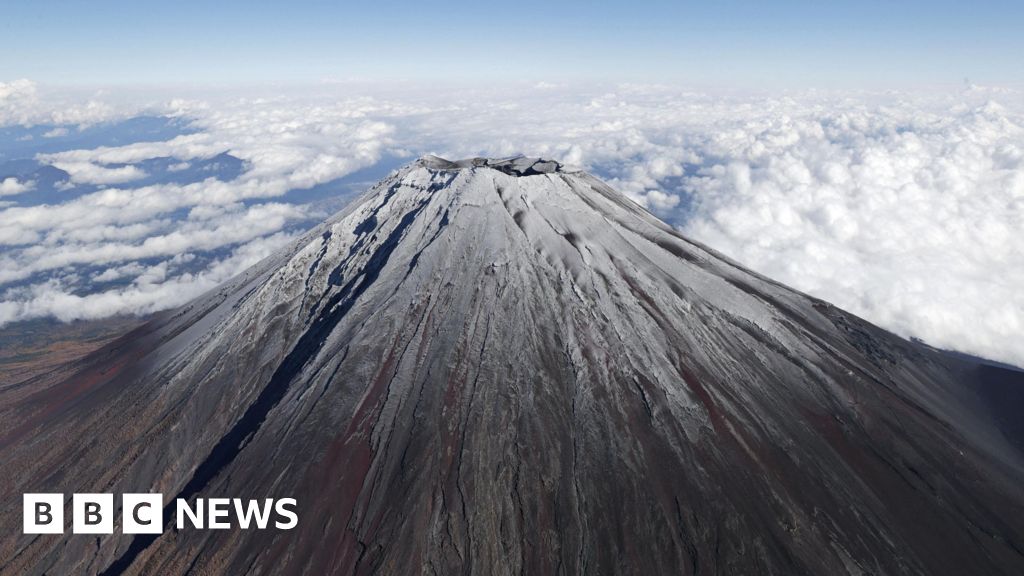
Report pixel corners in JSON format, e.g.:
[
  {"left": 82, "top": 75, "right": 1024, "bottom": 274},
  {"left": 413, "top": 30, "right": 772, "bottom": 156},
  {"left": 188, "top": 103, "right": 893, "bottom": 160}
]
[{"left": 23, "top": 494, "right": 297, "bottom": 534}]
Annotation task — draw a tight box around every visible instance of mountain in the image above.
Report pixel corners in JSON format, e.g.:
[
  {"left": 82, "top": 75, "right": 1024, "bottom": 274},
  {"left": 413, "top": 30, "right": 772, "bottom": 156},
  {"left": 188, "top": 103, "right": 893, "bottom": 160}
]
[{"left": 1, "top": 156, "right": 1023, "bottom": 575}]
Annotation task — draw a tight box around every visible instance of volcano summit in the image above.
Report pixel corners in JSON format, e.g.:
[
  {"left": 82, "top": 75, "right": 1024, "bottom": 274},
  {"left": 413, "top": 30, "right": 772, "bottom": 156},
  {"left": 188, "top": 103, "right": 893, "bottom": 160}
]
[{"left": 1, "top": 156, "right": 1023, "bottom": 575}]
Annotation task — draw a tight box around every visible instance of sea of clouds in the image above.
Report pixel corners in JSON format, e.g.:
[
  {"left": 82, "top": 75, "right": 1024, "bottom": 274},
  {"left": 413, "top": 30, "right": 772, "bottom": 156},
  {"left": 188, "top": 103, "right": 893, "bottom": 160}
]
[{"left": 1, "top": 79, "right": 1022, "bottom": 366}]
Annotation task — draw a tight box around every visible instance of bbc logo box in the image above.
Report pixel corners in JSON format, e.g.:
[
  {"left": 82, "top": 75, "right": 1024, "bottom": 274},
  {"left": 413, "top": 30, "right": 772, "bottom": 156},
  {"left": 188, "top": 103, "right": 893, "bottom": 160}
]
[
  {"left": 24, "top": 493, "right": 163, "bottom": 535},
  {"left": 23, "top": 494, "right": 63, "bottom": 534},
  {"left": 23, "top": 493, "right": 296, "bottom": 534}
]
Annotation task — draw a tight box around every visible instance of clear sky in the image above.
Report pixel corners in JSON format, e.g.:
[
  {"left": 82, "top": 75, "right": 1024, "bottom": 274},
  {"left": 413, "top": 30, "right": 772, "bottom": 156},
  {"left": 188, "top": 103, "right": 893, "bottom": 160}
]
[{"left": 1, "top": 0, "right": 1022, "bottom": 88}]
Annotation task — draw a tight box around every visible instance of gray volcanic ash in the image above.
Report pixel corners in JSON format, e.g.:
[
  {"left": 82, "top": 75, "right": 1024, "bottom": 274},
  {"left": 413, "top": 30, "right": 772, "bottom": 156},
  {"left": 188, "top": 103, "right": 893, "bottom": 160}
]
[{"left": 1, "top": 156, "right": 1023, "bottom": 575}]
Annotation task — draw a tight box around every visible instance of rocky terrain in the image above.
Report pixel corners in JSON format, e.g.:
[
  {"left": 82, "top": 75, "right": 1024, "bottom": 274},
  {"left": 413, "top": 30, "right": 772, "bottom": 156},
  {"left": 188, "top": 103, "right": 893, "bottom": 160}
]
[
  {"left": 1, "top": 155, "right": 1022, "bottom": 575},
  {"left": 0, "top": 317, "right": 146, "bottom": 388}
]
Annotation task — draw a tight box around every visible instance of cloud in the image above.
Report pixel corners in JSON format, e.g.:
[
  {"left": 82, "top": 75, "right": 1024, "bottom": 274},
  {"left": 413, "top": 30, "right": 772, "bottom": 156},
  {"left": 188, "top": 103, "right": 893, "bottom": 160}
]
[
  {"left": 0, "top": 177, "right": 34, "bottom": 196},
  {"left": 1, "top": 79, "right": 130, "bottom": 127},
  {"left": 0, "top": 79, "right": 39, "bottom": 125},
  {"left": 38, "top": 133, "right": 224, "bottom": 165},
  {"left": 644, "top": 189, "right": 680, "bottom": 211},
  {"left": 680, "top": 99, "right": 1024, "bottom": 367},
  {"left": 0, "top": 202, "right": 307, "bottom": 284},
  {"left": 49, "top": 161, "right": 148, "bottom": 185},
  {"left": 0, "top": 232, "right": 296, "bottom": 325}
]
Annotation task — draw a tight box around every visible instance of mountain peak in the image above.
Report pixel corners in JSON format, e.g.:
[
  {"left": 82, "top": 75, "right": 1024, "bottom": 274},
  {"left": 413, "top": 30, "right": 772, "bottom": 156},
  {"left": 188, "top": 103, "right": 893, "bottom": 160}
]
[{"left": 417, "top": 154, "right": 572, "bottom": 176}]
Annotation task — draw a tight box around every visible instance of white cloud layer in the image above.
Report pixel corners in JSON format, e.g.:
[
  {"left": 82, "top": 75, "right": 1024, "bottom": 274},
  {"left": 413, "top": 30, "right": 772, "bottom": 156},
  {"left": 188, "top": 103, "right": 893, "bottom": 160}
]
[
  {"left": 0, "top": 233, "right": 295, "bottom": 325},
  {"left": 49, "top": 161, "right": 148, "bottom": 185},
  {"left": 1, "top": 82, "right": 1021, "bottom": 367},
  {"left": 681, "top": 100, "right": 1024, "bottom": 368},
  {"left": 0, "top": 79, "right": 126, "bottom": 126},
  {"left": 0, "top": 177, "right": 34, "bottom": 196}
]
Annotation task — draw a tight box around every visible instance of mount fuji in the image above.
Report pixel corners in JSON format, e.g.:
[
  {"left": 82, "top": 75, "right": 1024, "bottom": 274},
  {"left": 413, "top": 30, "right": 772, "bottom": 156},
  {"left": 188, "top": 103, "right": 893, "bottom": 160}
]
[{"left": 1, "top": 156, "right": 1022, "bottom": 575}]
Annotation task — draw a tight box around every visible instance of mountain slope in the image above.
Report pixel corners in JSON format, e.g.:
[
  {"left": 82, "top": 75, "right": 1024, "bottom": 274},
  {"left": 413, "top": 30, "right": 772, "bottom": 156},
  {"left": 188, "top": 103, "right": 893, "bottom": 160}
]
[{"left": 1, "top": 156, "right": 1023, "bottom": 575}]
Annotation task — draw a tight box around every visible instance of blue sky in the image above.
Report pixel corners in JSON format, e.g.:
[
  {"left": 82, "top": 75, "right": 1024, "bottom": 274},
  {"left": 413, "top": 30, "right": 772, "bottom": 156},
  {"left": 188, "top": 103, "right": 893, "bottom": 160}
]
[{"left": 2, "top": 0, "right": 1022, "bottom": 88}]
